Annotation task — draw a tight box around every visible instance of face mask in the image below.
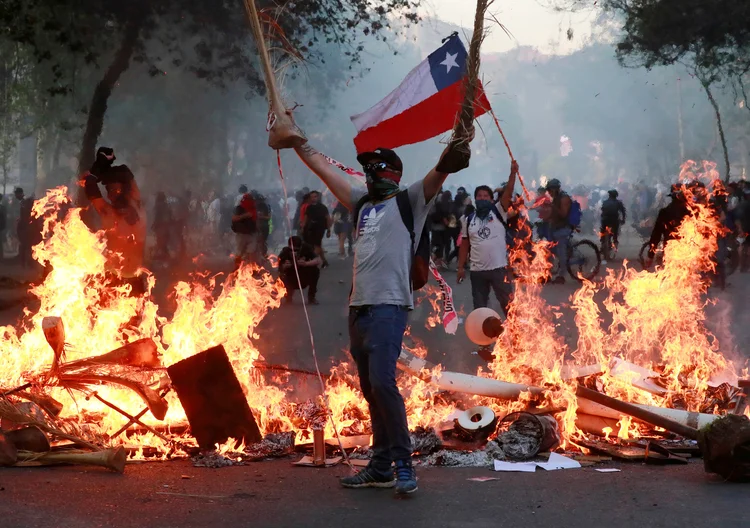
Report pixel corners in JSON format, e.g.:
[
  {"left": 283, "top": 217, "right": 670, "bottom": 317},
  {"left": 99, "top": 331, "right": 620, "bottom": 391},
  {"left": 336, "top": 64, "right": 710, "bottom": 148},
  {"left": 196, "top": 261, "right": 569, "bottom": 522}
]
[
  {"left": 366, "top": 171, "right": 400, "bottom": 200},
  {"left": 475, "top": 199, "right": 493, "bottom": 219}
]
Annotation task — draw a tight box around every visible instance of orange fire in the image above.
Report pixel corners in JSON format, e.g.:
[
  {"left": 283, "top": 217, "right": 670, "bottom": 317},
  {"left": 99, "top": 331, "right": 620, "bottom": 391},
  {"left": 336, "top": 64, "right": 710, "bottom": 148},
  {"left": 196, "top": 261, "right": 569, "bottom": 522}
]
[
  {"left": 1, "top": 157, "right": 740, "bottom": 455},
  {"left": 1, "top": 186, "right": 293, "bottom": 451},
  {"left": 475, "top": 160, "right": 738, "bottom": 443}
]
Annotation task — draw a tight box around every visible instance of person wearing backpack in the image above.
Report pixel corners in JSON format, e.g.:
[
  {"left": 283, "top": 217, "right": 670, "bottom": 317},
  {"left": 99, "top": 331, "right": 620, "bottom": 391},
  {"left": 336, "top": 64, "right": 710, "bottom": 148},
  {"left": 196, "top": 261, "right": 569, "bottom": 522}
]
[
  {"left": 292, "top": 133, "right": 468, "bottom": 494},
  {"left": 456, "top": 162, "right": 518, "bottom": 360},
  {"left": 546, "top": 178, "right": 575, "bottom": 284}
]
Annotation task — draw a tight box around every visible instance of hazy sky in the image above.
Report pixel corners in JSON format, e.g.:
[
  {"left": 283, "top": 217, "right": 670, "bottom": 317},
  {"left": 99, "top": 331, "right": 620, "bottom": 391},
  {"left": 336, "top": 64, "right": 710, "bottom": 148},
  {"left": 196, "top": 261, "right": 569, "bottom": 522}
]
[{"left": 420, "top": 0, "right": 595, "bottom": 54}]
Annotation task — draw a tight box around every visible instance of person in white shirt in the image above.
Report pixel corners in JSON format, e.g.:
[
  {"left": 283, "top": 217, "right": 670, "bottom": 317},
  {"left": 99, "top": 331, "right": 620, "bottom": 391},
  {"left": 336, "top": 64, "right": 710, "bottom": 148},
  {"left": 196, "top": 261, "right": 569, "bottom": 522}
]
[{"left": 457, "top": 161, "right": 518, "bottom": 358}]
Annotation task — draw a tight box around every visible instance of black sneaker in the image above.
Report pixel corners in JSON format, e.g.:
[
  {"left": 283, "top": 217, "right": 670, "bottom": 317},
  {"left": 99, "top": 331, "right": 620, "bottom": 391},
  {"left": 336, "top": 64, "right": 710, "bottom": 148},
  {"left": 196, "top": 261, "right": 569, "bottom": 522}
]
[
  {"left": 394, "top": 460, "right": 418, "bottom": 495},
  {"left": 308, "top": 297, "right": 319, "bottom": 305},
  {"left": 340, "top": 466, "right": 395, "bottom": 489}
]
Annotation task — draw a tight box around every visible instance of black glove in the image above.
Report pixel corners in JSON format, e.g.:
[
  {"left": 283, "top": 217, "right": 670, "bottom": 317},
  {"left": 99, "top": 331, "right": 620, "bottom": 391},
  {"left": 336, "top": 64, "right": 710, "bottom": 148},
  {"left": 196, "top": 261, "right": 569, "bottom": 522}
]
[
  {"left": 89, "top": 147, "right": 116, "bottom": 179},
  {"left": 436, "top": 140, "right": 471, "bottom": 174}
]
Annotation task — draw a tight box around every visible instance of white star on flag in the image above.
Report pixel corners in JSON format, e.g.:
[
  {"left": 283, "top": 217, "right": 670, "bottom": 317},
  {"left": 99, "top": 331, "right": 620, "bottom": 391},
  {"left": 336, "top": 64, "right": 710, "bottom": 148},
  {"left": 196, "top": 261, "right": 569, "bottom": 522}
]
[{"left": 440, "top": 52, "right": 459, "bottom": 73}]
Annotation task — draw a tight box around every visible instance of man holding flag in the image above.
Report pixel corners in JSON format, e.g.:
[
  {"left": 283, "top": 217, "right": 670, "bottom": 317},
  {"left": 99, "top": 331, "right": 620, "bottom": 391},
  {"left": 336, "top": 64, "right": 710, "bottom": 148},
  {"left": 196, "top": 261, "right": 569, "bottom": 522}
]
[{"left": 284, "top": 34, "right": 489, "bottom": 495}]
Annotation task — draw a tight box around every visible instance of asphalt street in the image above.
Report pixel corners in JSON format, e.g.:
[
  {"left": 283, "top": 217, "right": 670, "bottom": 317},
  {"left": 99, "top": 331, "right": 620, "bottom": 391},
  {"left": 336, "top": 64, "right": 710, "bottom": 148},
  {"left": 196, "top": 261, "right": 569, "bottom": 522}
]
[{"left": 0, "top": 458, "right": 747, "bottom": 528}]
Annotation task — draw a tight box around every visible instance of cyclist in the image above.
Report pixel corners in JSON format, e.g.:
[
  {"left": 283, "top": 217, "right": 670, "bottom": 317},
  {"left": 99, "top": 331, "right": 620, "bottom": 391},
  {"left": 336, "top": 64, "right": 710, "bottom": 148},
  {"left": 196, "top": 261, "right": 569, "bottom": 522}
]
[
  {"left": 600, "top": 189, "right": 626, "bottom": 262},
  {"left": 646, "top": 183, "right": 690, "bottom": 266},
  {"left": 546, "top": 178, "right": 572, "bottom": 284}
]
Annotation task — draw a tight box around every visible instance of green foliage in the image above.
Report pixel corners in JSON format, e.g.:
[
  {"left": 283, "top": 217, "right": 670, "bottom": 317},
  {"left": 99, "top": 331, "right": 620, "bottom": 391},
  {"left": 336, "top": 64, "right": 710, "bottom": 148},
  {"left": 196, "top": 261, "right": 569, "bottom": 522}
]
[{"left": 608, "top": 0, "right": 750, "bottom": 80}]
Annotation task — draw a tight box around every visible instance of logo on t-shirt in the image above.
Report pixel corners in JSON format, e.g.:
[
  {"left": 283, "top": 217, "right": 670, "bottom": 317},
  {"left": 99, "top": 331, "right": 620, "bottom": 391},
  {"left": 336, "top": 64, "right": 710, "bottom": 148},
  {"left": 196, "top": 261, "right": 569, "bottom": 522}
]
[
  {"left": 478, "top": 226, "right": 491, "bottom": 240},
  {"left": 358, "top": 203, "right": 386, "bottom": 236}
]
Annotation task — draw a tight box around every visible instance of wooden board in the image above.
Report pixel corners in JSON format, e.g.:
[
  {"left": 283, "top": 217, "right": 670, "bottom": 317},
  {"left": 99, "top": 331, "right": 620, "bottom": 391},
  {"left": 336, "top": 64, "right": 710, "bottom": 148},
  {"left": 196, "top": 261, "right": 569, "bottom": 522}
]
[
  {"left": 578, "top": 439, "right": 646, "bottom": 461},
  {"left": 167, "top": 345, "right": 262, "bottom": 449}
]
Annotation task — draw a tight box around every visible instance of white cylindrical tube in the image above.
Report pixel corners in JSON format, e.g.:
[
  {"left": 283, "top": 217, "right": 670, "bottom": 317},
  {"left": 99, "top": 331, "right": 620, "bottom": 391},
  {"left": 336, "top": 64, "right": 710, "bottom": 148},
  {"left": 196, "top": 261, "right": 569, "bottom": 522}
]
[
  {"left": 397, "top": 349, "right": 543, "bottom": 400},
  {"left": 575, "top": 412, "right": 619, "bottom": 436},
  {"left": 398, "top": 349, "right": 718, "bottom": 429},
  {"left": 576, "top": 397, "right": 718, "bottom": 429}
]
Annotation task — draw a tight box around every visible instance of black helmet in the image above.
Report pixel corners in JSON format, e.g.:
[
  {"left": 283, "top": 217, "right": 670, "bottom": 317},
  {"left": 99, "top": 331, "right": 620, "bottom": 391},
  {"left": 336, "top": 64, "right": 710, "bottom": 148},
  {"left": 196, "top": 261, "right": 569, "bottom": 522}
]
[
  {"left": 608, "top": 189, "right": 618, "bottom": 198},
  {"left": 546, "top": 178, "right": 561, "bottom": 190}
]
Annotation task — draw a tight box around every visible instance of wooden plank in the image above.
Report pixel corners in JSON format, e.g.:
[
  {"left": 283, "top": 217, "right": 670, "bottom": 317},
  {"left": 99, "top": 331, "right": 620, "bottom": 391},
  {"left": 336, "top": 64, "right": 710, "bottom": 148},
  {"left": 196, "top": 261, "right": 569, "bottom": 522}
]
[
  {"left": 578, "top": 438, "right": 646, "bottom": 460},
  {"left": 167, "top": 345, "right": 262, "bottom": 449}
]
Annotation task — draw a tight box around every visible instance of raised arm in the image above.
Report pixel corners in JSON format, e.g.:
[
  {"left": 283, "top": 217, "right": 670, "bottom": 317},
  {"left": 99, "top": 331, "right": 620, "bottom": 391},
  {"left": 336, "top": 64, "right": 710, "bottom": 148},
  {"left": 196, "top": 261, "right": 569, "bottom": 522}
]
[
  {"left": 80, "top": 171, "right": 113, "bottom": 218},
  {"left": 422, "top": 167, "right": 450, "bottom": 203},
  {"left": 500, "top": 160, "right": 519, "bottom": 212},
  {"left": 294, "top": 143, "right": 354, "bottom": 210}
]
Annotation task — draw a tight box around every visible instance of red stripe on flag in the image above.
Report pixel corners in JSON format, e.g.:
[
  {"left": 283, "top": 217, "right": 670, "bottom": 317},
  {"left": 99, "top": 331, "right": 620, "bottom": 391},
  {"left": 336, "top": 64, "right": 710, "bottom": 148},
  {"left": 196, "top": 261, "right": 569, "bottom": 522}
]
[{"left": 353, "top": 81, "right": 491, "bottom": 153}]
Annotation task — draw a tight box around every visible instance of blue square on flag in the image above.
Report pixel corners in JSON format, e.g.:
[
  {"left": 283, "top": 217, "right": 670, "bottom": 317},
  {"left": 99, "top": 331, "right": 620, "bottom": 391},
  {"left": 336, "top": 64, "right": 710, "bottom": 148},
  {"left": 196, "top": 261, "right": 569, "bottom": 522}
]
[{"left": 427, "top": 36, "right": 468, "bottom": 91}]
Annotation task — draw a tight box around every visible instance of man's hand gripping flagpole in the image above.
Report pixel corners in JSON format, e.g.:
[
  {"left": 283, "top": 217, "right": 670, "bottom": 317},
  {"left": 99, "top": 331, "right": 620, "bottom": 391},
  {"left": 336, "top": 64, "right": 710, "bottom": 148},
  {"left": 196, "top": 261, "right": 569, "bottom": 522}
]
[{"left": 241, "top": 0, "right": 307, "bottom": 150}]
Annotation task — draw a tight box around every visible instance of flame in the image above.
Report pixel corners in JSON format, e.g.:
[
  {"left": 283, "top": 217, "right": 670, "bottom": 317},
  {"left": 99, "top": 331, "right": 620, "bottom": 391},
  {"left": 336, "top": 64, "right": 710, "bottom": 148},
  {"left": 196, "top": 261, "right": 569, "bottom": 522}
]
[
  {"left": 1, "top": 157, "right": 741, "bottom": 456},
  {"left": 468, "top": 161, "right": 735, "bottom": 445},
  {"left": 0, "top": 187, "right": 292, "bottom": 451}
]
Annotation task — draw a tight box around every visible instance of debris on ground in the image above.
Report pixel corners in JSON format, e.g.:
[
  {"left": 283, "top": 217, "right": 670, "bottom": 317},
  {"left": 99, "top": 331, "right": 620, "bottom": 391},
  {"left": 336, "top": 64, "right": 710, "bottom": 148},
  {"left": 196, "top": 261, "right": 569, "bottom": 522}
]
[{"left": 495, "top": 412, "right": 560, "bottom": 461}]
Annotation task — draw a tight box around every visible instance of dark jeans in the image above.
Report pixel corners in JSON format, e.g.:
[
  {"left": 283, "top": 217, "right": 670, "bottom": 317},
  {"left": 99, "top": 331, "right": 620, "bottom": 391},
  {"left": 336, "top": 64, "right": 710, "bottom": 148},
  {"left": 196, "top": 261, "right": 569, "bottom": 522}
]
[
  {"left": 348, "top": 304, "right": 411, "bottom": 471},
  {"left": 470, "top": 267, "right": 513, "bottom": 316},
  {"left": 303, "top": 226, "right": 325, "bottom": 248},
  {"left": 431, "top": 229, "right": 448, "bottom": 261},
  {"left": 600, "top": 221, "right": 620, "bottom": 252},
  {"left": 282, "top": 266, "right": 319, "bottom": 300}
]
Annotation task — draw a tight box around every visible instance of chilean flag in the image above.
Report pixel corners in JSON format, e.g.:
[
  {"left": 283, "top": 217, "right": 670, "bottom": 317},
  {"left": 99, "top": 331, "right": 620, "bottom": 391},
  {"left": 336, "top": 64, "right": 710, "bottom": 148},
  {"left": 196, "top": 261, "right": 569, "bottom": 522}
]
[{"left": 350, "top": 34, "right": 491, "bottom": 153}]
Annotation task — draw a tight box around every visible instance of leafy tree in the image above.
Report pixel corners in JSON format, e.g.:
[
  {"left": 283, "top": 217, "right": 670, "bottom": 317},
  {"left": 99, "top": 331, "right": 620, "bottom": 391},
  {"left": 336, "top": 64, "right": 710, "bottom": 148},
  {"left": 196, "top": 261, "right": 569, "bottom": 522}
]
[
  {"left": 0, "top": 0, "right": 422, "bottom": 176},
  {"left": 543, "top": 0, "right": 750, "bottom": 180}
]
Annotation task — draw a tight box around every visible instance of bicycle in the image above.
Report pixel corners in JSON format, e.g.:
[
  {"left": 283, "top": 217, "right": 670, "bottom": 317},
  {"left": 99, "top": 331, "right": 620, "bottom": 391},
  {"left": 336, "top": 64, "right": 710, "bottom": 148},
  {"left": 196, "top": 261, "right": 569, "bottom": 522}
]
[
  {"left": 600, "top": 229, "right": 617, "bottom": 262},
  {"left": 565, "top": 234, "right": 601, "bottom": 281},
  {"left": 638, "top": 237, "right": 739, "bottom": 276}
]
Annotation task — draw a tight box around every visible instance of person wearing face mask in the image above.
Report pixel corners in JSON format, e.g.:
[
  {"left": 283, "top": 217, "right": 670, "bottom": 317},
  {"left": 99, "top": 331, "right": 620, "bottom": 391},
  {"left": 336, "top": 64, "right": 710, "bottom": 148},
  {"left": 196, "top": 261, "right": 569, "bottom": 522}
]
[
  {"left": 457, "top": 161, "right": 518, "bottom": 360},
  {"left": 81, "top": 147, "right": 147, "bottom": 294},
  {"left": 292, "top": 133, "right": 468, "bottom": 494}
]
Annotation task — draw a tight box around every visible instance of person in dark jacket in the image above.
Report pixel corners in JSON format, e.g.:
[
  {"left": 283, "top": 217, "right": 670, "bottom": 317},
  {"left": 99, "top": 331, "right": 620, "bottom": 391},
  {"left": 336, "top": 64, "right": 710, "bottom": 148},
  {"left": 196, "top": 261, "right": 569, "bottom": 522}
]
[
  {"left": 302, "top": 191, "right": 331, "bottom": 267},
  {"left": 600, "top": 189, "right": 627, "bottom": 256},
  {"left": 647, "top": 184, "right": 691, "bottom": 261},
  {"left": 279, "top": 235, "right": 321, "bottom": 304}
]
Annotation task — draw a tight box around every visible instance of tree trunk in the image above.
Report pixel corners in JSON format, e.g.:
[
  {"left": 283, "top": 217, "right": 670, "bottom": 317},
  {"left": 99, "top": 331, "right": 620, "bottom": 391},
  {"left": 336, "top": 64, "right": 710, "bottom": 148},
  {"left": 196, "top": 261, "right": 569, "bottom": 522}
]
[
  {"left": 76, "top": 15, "right": 145, "bottom": 175},
  {"left": 35, "top": 129, "right": 47, "bottom": 197},
  {"left": 700, "top": 77, "right": 731, "bottom": 182},
  {"left": 677, "top": 78, "right": 685, "bottom": 162}
]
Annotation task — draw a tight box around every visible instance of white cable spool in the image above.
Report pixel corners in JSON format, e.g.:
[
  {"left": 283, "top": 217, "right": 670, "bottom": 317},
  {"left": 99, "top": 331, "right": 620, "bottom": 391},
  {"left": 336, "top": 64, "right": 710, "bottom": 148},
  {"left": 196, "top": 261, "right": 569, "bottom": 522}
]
[
  {"left": 456, "top": 406, "right": 496, "bottom": 432},
  {"left": 465, "top": 307, "right": 503, "bottom": 345}
]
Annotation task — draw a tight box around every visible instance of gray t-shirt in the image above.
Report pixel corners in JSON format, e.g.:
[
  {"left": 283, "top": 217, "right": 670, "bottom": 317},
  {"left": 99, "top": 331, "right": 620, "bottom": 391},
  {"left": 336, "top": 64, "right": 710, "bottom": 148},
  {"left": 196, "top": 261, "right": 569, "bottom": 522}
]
[{"left": 350, "top": 181, "right": 434, "bottom": 309}]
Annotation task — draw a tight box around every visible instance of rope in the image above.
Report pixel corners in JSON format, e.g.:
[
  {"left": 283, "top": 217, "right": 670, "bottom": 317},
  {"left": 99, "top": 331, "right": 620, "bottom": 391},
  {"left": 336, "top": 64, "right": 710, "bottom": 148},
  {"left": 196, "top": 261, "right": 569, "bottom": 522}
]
[{"left": 275, "top": 150, "right": 354, "bottom": 470}]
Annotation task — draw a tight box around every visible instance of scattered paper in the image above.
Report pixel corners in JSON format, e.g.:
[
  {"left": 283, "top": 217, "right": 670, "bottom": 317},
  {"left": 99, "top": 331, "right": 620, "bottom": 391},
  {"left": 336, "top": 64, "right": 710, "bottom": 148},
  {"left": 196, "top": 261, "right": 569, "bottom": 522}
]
[
  {"left": 493, "top": 460, "right": 538, "bottom": 472},
  {"left": 467, "top": 476, "right": 499, "bottom": 482},
  {"left": 536, "top": 452, "right": 582, "bottom": 471},
  {"left": 595, "top": 468, "right": 621, "bottom": 473},
  {"left": 493, "top": 453, "right": 582, "bottom": 473}
]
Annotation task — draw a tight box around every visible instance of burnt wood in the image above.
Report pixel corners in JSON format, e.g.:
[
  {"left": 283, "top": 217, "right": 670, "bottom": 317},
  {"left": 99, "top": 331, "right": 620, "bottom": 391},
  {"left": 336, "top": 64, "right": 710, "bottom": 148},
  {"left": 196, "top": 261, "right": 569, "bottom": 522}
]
[{"left": 167, "top": 345, "right": 262, "bottom": 449}]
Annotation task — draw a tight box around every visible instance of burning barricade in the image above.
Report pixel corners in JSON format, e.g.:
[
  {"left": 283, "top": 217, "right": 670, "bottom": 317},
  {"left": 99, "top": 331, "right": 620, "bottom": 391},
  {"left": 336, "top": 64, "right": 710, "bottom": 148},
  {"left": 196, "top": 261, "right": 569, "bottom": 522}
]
[{"left": 1, "top": 167, "right": 749, "bottom": 481}]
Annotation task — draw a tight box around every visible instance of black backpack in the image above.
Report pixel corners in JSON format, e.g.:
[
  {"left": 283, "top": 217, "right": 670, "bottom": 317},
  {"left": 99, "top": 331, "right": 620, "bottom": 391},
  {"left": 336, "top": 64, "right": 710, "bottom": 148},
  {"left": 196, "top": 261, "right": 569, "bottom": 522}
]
[{"left": 354, "top": 190, "right": 431, "bottom": 290}]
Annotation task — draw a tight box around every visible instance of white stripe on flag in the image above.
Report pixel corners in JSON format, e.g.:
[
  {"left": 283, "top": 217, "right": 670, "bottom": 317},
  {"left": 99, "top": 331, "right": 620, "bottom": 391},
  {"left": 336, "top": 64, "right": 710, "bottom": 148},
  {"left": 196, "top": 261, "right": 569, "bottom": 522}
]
[{"left": 350, "top": 59, "right": 437, "bottom": 133}]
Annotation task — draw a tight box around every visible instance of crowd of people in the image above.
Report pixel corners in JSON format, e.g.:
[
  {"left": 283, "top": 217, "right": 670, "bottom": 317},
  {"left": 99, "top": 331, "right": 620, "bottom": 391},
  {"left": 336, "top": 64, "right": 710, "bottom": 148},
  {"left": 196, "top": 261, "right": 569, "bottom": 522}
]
[
  {"left": 0, "top": 187, "right": 43, "bottom": 268},
  {"left": 2, "top": 140, "right": 750, "bottom": 498}
]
